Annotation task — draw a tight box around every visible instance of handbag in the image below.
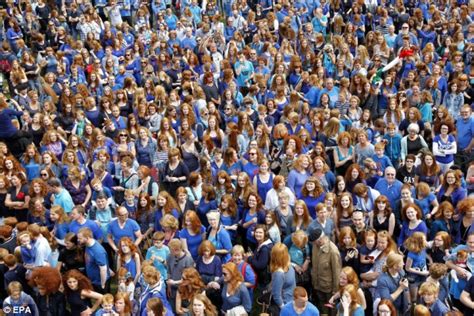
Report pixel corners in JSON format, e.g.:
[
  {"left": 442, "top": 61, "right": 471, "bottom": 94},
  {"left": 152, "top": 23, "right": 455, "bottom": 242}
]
[
  {"left": 256, "top": 286, "right": 281, "bottom": 316},
  {"left": 114, "top": 172, "right": 136, "bottom": 205}
]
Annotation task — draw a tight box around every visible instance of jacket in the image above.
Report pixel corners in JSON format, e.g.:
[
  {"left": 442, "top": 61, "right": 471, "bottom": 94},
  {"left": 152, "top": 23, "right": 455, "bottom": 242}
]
[{"left": 311, "top": 239, "right": 341, "bottom": 293}]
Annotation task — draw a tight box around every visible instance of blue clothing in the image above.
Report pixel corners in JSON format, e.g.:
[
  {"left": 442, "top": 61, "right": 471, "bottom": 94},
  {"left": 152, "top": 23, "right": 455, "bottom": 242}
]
[
  {"left": 208, "top": 227, "right": 232, "bottom": 262},
  {"left": 300, "top": 194, "right": 325, "bottom": 219},
  {"left": 178, "top": 226, "right": 205, "bottom": 260},
  {"left": 375, "top": 271, "right": 408, "bottom": 313},
  {"left": 154, "top": 208, "right": 180, "bottom": 232},
  {"left": 84, "top": 240, "right": 109, "bottom": 286},
  {"left": 107, "top": 218, "right": 140, "bottom": 245},
  {"left": 53, "top": 189, "right": 75, "bottom": 213},
  {"left": 398, "top": 221, "right": 428, "bottom": 246},
  {"left": 69, "top": 220, "right": 103, "bottom": 241},
  {"left": 375, "top": 178, "right": 403, "bottom": 210},
  {"left": 271, "top": 266, "right": 296, "bottom": 307},
  {"left": 146, "top": 245, "right": 170, "bottom": 280},
  {"left": 0, "top": 108, "right": 22, "bottom": 138},
  {"left": 456, "top": 115, "right": 474, "bottom": 150},
  {"left": 287, "top": 170, "right": 310, "bottom": 196},
  {"left": 372, "top": 154, "right": 393, "bottom": 173},
  {"left": 281, "top": 301, "right": 320, "bottom": 316},
  {"left": 436, "top": 186, "right": 467, "bottom": 208},
  {"left": 221, "top": 283, "right": 252, "bottom": 313},
  {"left": 415, "top": 193, "right": 436, "bottom": 217}
]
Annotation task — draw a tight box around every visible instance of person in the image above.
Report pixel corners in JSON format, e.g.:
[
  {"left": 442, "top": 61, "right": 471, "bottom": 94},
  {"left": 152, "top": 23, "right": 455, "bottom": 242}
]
[
  {"left": 48, "top": 178, "right": 74, "bottom": 214},
  {"left": 418, "top": 281, "right": 449, "bottom": 316},
  {"left": 280, "top": 287, "right": 320, "bottom": 316},
  {"left": 375, "top": 167, "right": 403, "bottom": 210},
  {"left": 270, "top": 242, "right": 296, "bottom": 310},
  {"left": 310, "top": 228, "right": 341, "bottom": 315},
  {"left": 76, "top": 227, "right": 110, "bottom": 293},
  {"left": 220, "top": 262, "right": 252, "bottom": 315},
  {"left": 455, "top": 105, "right": 474, "bottom": 171},
  {"left": 166, "top": 239, "right": 194, "bottom": 307},
  {"left": 189, "top": 293, "right": 218, "bottom": 316},
  {"left": 337, "top": 284, "right": 365, "bottom": 316},
  {"left": 374, "top": 253, "right": 410, "bottom": 314},
  {"left": 62, "top": 269, "right": 103, "bottom": 316},
  {"left": 246, "top": 224, "right": 273, "bottom": 287},
  {"left": 2, "top": 282, "right": 39, "bottom": 316},
  {"left": 376, "top": 299, "right": 397, "bottom": 316},
  {"left": 139, "top": 266, "right": 173, "bottom": 316}
]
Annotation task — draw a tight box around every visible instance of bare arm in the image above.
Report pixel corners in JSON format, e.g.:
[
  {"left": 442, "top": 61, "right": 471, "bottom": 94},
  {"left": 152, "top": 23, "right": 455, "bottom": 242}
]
[{"left": 82, "top": 290, "right": 103, "bottom": 313}]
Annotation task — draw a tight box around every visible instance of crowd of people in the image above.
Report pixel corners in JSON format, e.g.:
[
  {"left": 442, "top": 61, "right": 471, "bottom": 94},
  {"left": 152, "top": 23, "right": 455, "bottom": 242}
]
[{"left": 0, "top": 0, "right": 473, "bottom": 315}]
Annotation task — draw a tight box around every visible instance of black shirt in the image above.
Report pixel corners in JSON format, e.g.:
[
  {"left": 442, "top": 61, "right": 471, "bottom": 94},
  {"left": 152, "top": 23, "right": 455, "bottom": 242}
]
[{"left": 397, "top": 165, "right": 416, "bottom": 186}]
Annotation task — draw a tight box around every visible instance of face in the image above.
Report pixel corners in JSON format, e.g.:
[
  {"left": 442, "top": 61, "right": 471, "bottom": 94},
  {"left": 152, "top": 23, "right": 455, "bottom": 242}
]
[
  {"left": 365, "top": 235, "right": 375, "bottom": 248},
  {"left": 377, "top": 236, "right": 388, "bottom": 251},
  {"left": 340, "top": 196, "right": 350, "bottom": 208},
  {"left": 248, "top": 195, "right": 257, "bottom": 208},
  {"left": 378, "top": 304, "right": 392, "bottom": 315},
  {"left": 401, "top": 189, "right": 411, "bottom": 200},
  {"left": 192, "top": 298, "right": 205, "bottom": 315},
  {"left": 337, "top": 180, "right": 345, "bottom": 192},
  {"left": 254, "top": 228, "right": 264, "bottom": 242},
  {"left": 406, "top": 207, "right": 418, "bottom": 221},
  {"left": 352, "top": 213, "right": 364, "bottom": 228},
  {"left": 446, "top": 173, "right": 456, "bottom": 185},
  {"left": 157, "top": 196, "right": 166, "bottom": 207},
  {"left": 115, "top": 299, "right": 125, "bottom": 312},
  {"left": 295, "top": 205, "right": 304, "bottom": 216},
  {"left": 424, "top": 155, "right": 433, "bottom": 166},
  {"left": 67, "top": 277, "right": 78, "bottom": 290},
  {"left": 339, "top": 271, "right": 348, "bottom": 286},
  {"left": 306, "top": 181, "right": 315, "bottom": 191}
]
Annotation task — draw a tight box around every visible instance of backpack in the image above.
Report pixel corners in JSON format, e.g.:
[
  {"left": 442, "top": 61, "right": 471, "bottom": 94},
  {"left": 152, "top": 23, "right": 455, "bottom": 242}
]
[{"left": 241, "top": 261, "right": 257, "bottom": 289}]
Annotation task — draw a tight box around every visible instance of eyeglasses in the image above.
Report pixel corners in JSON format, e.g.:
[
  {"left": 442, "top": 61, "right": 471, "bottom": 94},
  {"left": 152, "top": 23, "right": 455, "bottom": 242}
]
[
  {"left": 249, "top": 152, "right": 257, "bottom": 156},
  {"left": 117, "top": 213, "right": 128, "bottom": 217},
  {"left": 119, "top": 134, "right": 127, "bottom": 137},
  {"left": 202, "top": 112, "right": 209, "bottom": 115},
  {"left": 378, "top": 310, "right": 391, "bottom": 315},
  {"left": 41, "top": 173, "right": 48, "bottom": 177},
  {"left": 377, "top": 201, "right": 386, "bottom": 204}
]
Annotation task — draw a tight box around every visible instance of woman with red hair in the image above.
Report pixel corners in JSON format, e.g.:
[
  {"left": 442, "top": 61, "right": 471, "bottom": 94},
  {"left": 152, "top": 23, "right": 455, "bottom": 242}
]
[
  {"left": 62, "top": 269, "right": 103, "bottom": 316},
  {"left": 117, "top": 237, "right": 142, "bottom": 285},
  {"left": 221, "top": 262, "right": 252, "bottom": 314},
  {"left": 29, "top": 267, "right": 66, "bottom": 315},
  {"left": 179, "top": 210, "right": 206, "bottom": 261}
]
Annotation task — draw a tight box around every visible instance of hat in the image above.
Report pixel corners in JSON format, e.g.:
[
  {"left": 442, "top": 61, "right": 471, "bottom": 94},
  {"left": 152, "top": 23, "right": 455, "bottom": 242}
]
[{"left": 308, "top": 228, "right": 323, "bottom": 242}]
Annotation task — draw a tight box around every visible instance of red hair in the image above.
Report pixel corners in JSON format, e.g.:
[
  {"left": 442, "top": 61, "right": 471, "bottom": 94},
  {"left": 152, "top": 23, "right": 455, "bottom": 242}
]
[
  {"left": 63, "top": 269, "right": 93, "bottom": 294},
  {"left": 185, "top": 211, "right": 202, "bottom": 234}
]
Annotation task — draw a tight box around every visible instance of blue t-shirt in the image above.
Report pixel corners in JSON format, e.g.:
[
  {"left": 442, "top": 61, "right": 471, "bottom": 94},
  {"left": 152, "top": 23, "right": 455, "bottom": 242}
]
[
  {"left": 84, "top": 241, "right": 109, "bottom": 286},
  {"left": 69, "top": 220, "right": 103, "bottom": 241},
  {"left": 107, "top": 219, "right": 140, "bottom": 245},
  {"left": 281, "top": 301, "right": 320, "bottom": 316},
  {"left": 178, "top": 226, "right": 205, "bottom": 260}
]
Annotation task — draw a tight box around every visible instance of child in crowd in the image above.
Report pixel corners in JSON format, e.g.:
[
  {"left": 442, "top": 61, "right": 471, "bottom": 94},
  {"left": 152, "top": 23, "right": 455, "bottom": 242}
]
[
  {"left": 289, "top": 230, "right": 311, "bottom": 290},
  {"left": 359, "top": 229, "right": 377, "bottom": 274},
  {"left": 2, "top": 282, "right": 38, "bottom": 316},
  {"left": 17, "top": 232, "right": 36, "bottom": 275},
  {"left": 95, "top": 293, "right": 118, "bottom": 316},
  {"left": 372, "top": 142, "right": 392, "bottom": 176},
  {"left": 450, "top": 250, "right": 472, "bottom": 283},
  {"left": 382, "top": 123, "right": 402, "bottom": 167},
  {"left": 117, "top": 267, "right": 136, "bottom": 302},
  {"left": 90, "top": 178, "right": 113, "bottom": 206},
  {"left": 427, "top": 231, "right": 452, "bottom": 264},
  {"left": 122, "top": 189, "right": 138, "bottom": 220},
  {"left": 146, "top": 231, "right": 170, "bottom": 280},
  {"left": 404, "top": 232, "right": 430, "bottom": 302}
]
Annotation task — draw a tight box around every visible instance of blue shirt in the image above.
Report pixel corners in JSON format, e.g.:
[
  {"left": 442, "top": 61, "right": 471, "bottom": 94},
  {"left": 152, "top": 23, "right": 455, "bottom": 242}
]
[
  {"left": 281, "top": 301, "right": 320, "bottom": 316},
  {"left": 84, "top": 241, "right": 110, "bottom": 286},
  {"left": 456, "top": 115, "right": 474, "bottom": 150},
  {"left": 69, "top": 220, "right": 104, "bottom": 241},
  {"left": 107, "top": 218, "right": 140, "bottom": 245},
  {"left": 375, "top": 178, "right": 403, "bottom": 210}
]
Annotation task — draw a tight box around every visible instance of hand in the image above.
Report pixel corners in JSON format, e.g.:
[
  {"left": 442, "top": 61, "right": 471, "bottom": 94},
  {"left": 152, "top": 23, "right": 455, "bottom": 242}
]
[
  {"left": 341, "top": 294, "right": 351, "bottom": 310},
  {"left": 399, "top": 278, "right": 409, "bottom": 290},
  {"left": 167, "top": 279, "right": 175, "bottom": 286},
  {"left": 425, "top": 213, "right": 432, "bottom": 220},
  {"left": 253, "top": 217, "right": 258, "bottom": 223}
]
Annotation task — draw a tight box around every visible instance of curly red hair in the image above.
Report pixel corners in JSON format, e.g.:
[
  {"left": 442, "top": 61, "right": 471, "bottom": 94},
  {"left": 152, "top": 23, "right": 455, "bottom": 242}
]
[
  {"left": 62, "top": 269, "right": 93, "bottom": 294},
  {"left": 29, "top": 267, "right": 62, "bottom": 294}
]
